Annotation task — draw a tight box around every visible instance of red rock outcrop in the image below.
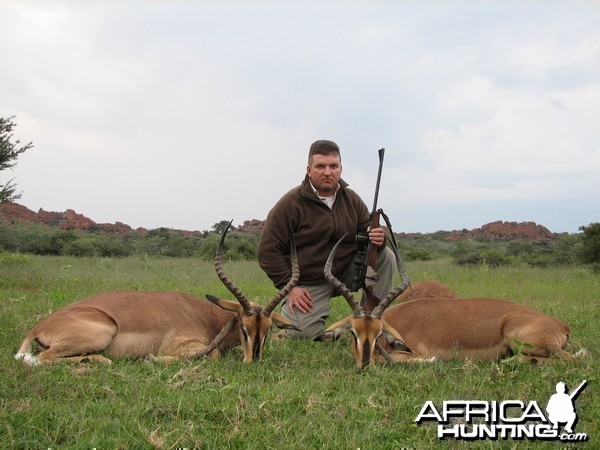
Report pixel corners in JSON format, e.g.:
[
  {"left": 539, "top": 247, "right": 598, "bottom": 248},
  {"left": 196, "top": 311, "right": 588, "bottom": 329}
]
[
  {"left": 0, "top": 202, "right": 138, "bottom": 235},
  {"left": 236, "top": 219, "right": 266, "bottom": 233},
  {"left": 0, "top": 202, "right": 37, "bottom": 223},
  {"left": 1, "top": 202, "right": 558, "bottom": 240},
  {"left": 443, "top": 220, "right": 556, "bottom": 241}
]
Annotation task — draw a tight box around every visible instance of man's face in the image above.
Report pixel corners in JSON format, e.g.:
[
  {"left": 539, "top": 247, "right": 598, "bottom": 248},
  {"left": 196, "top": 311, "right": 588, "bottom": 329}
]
[{"left": 307, "top": 153, "right": 342, "bottom": 196}]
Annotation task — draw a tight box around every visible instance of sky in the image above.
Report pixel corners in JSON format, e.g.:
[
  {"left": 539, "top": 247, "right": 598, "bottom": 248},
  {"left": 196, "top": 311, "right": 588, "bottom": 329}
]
[{"left": 1, "top": 1, "right": 599, "bottom": 234}]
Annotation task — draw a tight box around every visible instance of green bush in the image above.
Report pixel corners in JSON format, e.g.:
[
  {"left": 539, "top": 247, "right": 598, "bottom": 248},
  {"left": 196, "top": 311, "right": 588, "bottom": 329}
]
[
  {"left": 62, "top": 236, "right": 98, "bottom": 257},
  {"left": 0, "top": 218, "right": 593, "bottom": 268},
  {"left": 198, "top": 231, "right": 257, "bottom": 261},
  {"left": 93, "top": 235, "right": 131, "bottom": 257},
  {"left": 577, "top": 222, "right": 600, "bottom": 266},
  {"left": 0, "top": 251, "right": 30, "bottom": 265},
  {"left": 480, "top": 250, "right": 511, "bottom": 267},
  {"left": 0, "top": 222, "right": 19, "bottom": 251},
  {"left": 401, "top": 246, "right": 432, "bottom": 261}
]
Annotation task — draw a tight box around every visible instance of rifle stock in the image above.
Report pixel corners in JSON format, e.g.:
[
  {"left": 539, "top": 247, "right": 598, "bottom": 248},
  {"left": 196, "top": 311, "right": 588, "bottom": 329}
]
[
  {"left": 362, "top": 209, "right": 382, "bottom": 311},
  {"left": 366, "top": 210, "right": 381, "bottom": 269}
]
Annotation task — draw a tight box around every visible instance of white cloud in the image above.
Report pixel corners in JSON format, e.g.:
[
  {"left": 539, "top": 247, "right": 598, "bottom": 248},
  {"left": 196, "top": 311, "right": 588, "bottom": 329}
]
[{"left": 1, "top": 1, "right": 599, "bottom": 234}]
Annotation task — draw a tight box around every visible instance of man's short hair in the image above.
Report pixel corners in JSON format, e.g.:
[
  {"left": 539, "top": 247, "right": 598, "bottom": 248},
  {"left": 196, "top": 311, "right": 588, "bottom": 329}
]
[{"left": 308, "top": 140, "right": 340, "bottom": 165}]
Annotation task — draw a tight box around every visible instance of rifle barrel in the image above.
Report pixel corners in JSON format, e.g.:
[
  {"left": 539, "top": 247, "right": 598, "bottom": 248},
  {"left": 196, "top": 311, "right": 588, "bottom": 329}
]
[
  {"left": 569, "top": 379, "right": 587, "bottom": 399},
  {"left": 371, "top": 148, "right": 385, "bottom": 213}
]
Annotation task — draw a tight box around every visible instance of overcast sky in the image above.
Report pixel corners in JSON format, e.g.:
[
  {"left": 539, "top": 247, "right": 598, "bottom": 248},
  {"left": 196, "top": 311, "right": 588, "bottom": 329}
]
[{"left": 1, "top": 1, "right": 598, "bottom": 234}]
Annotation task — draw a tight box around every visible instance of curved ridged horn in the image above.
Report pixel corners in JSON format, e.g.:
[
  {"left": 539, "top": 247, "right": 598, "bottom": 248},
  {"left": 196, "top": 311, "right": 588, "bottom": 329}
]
[
  {"left": 214, "top": 220, "right": 254, "bottom": 315},
  {"left": 192, "top": 316, "right": 239, "bottom": 359},
  {"left": 371, "top": 236, "right": 411, "bottom": 319},
  {"left": 262, "top": 228, "right": 299, "bottom": 317},
  {"left": 325, "top": 234, "right": 365, "bottom": 318}
]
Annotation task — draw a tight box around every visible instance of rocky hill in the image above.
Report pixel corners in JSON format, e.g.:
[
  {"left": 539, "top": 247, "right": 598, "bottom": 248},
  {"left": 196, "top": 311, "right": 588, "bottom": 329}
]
[
  {"left": 236, "top": 219, "right": 559, "bottom": 241},
  {"left": 0, "top": 202, "right": 143, "bottom": 235},
  {"left": 0, "top": 202, "right": 559, "bottom": 241},
  {"left": 447, "top": 220, "right": 556, "bottom": 241}
]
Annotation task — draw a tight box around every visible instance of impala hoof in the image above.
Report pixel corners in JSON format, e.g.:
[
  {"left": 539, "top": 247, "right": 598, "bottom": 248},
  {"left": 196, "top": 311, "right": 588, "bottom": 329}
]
[
  {"left": 574, "top": 348, "right": 590, "bottom": 358},
  {"left": 15, "top": 353, "right": 39, "bottom": 366}
]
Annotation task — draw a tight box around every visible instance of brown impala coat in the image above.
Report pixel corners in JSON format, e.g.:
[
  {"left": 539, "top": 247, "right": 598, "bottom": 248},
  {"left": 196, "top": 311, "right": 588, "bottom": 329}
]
[
  {"left": 15, "top": 291, "right": 240, "bottom": 365},
  {"left": 396, "top": 280, "right": 458, "bottom": 302},
  {"left": 380, "top": 297, "right": 572, "bottom": 362}
]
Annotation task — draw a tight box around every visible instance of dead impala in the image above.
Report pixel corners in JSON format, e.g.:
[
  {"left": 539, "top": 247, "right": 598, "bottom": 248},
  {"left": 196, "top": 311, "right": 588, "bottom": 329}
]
[
  {"left": 15, "top": 221, "right": 299, "bottom": 365},
  {"left": 396, "top": 280, "right": 458, "bottom": 302},
  {"left": 315, "top": 237, "right": 580, "bottom": 368},
  {"left": 378, "top": 295, "right": 579, "bottom": 364}
]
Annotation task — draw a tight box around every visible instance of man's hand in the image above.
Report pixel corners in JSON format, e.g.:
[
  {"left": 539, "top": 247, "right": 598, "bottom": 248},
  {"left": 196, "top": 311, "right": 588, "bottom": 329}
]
[
  {"left": 286, "top": 286, "right": 312, "bottom": 315},
  {"left": 368, "top": 227, "right": 386, "bottom": 247}
]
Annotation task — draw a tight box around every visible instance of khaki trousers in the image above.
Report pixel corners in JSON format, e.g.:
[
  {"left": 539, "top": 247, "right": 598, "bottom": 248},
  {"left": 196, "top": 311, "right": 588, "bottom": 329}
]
[{"left": 280, "top": 246, "right": 396, "bottom": 338}]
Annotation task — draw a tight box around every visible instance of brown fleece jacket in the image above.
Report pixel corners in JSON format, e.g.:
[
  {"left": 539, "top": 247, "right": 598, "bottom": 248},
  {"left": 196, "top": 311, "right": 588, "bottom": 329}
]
[{"left": 258, "top": 175, "right": 370, "bottom": 288}]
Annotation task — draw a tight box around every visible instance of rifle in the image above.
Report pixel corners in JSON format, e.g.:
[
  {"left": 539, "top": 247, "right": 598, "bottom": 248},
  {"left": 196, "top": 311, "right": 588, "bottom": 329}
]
[
  {"left": 351, "top": 148, "right": 385, "bottom": 311},
  {"left": 569, "top": 380, "right": 587, "bottom": 400}
]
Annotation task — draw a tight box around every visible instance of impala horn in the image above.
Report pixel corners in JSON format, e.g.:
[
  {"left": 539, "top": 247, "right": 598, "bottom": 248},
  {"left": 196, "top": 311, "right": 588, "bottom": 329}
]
[
  {"left": 371, "top": 235, "right": 411, "bottom": 319},
  {"left": 324, "top": 234, "right": 365, "bottom": 318},
  {"left": 262, "top": 226, "right": 300, "bottom": 317},
  {"left": 214, "top": 220, "right": 254, "bottom": 316},
  {"left": 326, "top": 234, "right": 410, "bottom": 319}
]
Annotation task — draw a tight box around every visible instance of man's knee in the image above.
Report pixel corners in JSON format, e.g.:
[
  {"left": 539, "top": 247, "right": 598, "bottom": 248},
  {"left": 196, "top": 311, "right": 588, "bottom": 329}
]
[
  {"left": 283, "top": 322, "right": 324, "bottom": 339},
  {"left": 279, "top": 310, "right": 324, "bottom": 339},
  {"left": 280, "top": 302, "right": 327, "bottom": 339},
  {"left": 378, "top": 246, "right": 396, "bottom": 269},
  {"left": 375, "top": 246, "right": 396, "bottom": 294}
]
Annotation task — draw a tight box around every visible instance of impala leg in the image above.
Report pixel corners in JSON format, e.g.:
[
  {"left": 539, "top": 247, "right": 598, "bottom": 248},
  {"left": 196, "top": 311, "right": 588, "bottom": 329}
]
[
  {"left": 51, "top": 354, "right": 114, "bottom": 364},
  {"left": 150, "top": 350, "right": 222, "bottom": 364},
  {"left": 154, "top": 336, "right": 222, "bottom": 363},
  {"left": 375, "top": 350, "right": 436, "bottom": 364},
  {"left": 33, "top": 310, "right": 117, "bottom": 365},
  {"left": 513, "top": 348, "right": 577, "bottom": 364},
  {"left": 505, "top": 314, "right": 572, "bottom": 363}
]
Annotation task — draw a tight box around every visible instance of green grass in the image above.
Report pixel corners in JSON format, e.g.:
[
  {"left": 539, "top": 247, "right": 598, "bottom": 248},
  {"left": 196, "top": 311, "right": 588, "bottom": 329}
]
[{"left": 1, "top": 255, "right": 598, "bottom": 448}]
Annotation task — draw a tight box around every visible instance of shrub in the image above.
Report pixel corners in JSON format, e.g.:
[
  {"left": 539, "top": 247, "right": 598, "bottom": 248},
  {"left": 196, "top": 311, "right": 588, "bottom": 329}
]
[
  {"left": 402, "top": 246, "right": 433, "bottom": 261},
  {"left": 577, "top": 222, "right": 600, "bottom": 266},
  {"left": 93, "top": 235, "right": 131, "bottom": 257},
  {"left": 480, "top": 250, "right": 511, "bottom": 267},
  {"left": 62, "top": 237, "right": 98, "bottom": 257},
  {"left": 198, "top": 231, "right": 257, "bottom": 261},
  {"left": 0, "top": 251, "right": 30, "bottom": 265}
]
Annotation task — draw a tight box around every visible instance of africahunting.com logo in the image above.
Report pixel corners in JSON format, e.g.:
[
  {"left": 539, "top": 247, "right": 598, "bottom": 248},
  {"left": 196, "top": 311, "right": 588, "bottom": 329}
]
[{"left": 415, "top": 380, "right": 588, "bottom": 442}]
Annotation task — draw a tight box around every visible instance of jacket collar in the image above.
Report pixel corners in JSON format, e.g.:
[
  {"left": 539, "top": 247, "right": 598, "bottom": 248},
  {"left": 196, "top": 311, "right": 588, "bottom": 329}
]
[{"left": 300, "top": 174, "right": 348, "bottom": 200}]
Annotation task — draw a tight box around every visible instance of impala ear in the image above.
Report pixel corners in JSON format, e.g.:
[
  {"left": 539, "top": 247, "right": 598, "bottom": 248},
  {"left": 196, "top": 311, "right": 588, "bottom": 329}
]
[
  {"left": 206, "top": 294, "right": 245, "bottom": 315},
  {"left": 381, "top": 320, "right": 410, "bottom": 351},
  {"left": 270, "top": 312, "right": 302, "bottom": 331},
  {"left": 314, "top": 318, "right": 352, "bottom": 342}
]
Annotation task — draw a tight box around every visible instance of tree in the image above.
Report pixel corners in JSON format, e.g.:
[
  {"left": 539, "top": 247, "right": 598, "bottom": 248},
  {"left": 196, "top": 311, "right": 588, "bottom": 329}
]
[
  {"left": 212, "top": 220, "right": 232, "bottom": 234},
  {"left": 1, "top": 116, "right": 33, "bottom": 202},
  {"left": 577, "top": 222, "right": 600, "bottom": 267}
]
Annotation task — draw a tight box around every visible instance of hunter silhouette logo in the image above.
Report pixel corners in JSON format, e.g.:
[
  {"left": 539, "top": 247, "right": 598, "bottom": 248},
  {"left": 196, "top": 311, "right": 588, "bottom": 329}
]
[
  {"left": 546, "top": 380, "right": 587, "bottom": 435},
  {"left": 415, "top": 379, "right": 588, "bottom": 442}
]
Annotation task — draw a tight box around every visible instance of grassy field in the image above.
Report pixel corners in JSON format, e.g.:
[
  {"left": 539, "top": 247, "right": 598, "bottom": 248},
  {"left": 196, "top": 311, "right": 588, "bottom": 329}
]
[{"left": 1, "top": 254, "right": 598, "bottom": 449}]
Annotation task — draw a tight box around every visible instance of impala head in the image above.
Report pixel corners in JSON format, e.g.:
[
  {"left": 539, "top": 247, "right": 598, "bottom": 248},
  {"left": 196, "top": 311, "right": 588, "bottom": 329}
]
[
  {"left": 206, "top": 220, "right": 300, "bottom": 363},
  {"left": 314, "top": 235, "right": 410, "bottom": 369}
]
